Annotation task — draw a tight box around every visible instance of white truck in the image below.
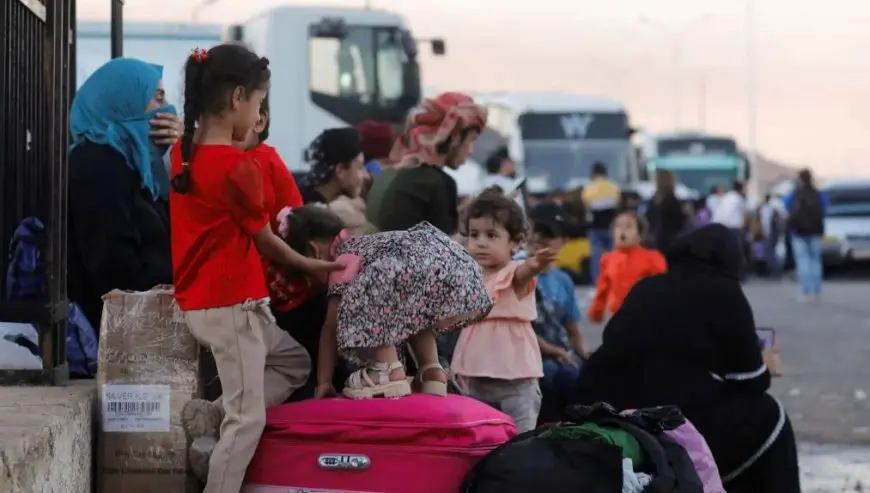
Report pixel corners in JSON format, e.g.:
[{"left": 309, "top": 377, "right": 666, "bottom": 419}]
[{"left": 76, "top": 5, "right": 442, "bottom": 170}]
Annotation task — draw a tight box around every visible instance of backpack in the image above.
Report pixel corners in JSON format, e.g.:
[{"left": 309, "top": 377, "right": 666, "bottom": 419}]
[
  {"left": 5, "top": 217, "right": 99, "bottom": 377},
  {"left": 789, "top": 187, "right": 824, "bottom": 236},
  {"left": 462, "top": 402, "right": 705, "bottom": 493}
]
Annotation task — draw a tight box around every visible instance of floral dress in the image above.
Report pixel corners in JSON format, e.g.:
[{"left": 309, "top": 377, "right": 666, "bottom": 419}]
[{"left": 327, "top": 222, "right": 493, "bottom": 363}]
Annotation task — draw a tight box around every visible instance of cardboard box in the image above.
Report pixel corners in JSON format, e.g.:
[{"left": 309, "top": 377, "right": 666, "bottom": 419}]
[{"left": 97, "top": 286, "right": 201, "bottom": 493}]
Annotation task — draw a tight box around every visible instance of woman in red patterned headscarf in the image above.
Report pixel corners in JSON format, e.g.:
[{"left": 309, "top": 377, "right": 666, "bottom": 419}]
[{"left": 372, "top": 92, "right": 487, "bottom": 234}]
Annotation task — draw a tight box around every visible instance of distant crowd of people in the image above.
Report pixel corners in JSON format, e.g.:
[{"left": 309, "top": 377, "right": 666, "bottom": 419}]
[{"left": 513, "top": 156, "right": 829, "bottom": 301}]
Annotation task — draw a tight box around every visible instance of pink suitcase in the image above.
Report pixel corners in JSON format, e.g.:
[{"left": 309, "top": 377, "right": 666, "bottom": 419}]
[{"left": 243, "top": 394, "right": 517, "bottom": 493}]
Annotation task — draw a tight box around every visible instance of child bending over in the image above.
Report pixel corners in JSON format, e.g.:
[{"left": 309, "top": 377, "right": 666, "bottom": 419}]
[
  {"left": 451, "top": 192, "right": 558, "bottom": 432},
  {"left": 276, "top": 205, "right": 493, "bottom": 400},
  {"left": 587, "top": 210, "right": 667, "bottom": 323},
  {"left": 169, "top": 44, "right": 342, "bottom": 493}
]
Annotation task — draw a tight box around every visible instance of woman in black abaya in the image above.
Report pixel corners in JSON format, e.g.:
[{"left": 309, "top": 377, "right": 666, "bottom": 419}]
[{"left": 569, "top": 224, "right": 800, "bottom": 493}]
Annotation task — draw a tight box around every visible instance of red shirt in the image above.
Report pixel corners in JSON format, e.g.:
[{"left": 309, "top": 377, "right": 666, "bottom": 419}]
[
  {"left": 249, "top": 144, "right": 313, "bottom": 311},
  {"left": 252, "top": 143, "right": 303, "bottom": 232},
  {"left": 170, "top": 144, "right": 269, "bottom": 310}
]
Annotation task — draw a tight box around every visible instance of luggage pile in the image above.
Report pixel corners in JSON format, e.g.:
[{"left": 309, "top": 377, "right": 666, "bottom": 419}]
[{"left": 242, "top": 399, "right": 727, "bottom": 493}]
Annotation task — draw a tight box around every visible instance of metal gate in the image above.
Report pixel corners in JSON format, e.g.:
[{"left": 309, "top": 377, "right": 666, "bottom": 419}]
[{"left": 0, "top": 0, "right": 76, "bottom": 384}]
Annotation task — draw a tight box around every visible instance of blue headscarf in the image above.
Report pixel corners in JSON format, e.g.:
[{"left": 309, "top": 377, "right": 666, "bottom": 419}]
[{"left": 70, "top": 58, "right": 177, "bottom": 200}]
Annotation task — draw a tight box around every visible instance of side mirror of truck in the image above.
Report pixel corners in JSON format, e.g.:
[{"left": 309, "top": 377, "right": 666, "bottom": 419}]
[
  {"left": 312, "top": 17, "right": 348, "bottom": 39},
  {"left": 431, "top": 39, "right": 446, "bottom": 56}
]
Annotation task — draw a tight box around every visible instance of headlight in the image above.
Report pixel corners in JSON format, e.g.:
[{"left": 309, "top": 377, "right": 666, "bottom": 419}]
[{"left": 822, "top": 236, "right": 842, "bottom": 245}]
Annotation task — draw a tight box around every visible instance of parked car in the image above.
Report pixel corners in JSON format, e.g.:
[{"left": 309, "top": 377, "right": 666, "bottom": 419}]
[{"left": 818, "top": 179, "right": 870, "bottom": 272}]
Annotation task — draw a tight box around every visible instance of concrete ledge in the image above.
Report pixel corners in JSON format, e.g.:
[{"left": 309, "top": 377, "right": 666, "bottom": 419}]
[{"left": 0, "top": 381, "right": 96, "bottom": 493}]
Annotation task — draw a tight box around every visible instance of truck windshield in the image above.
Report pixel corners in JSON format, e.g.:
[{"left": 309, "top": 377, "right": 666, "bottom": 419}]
[
  {"left": 665, "top": 168, "right": 736, "bottom": 193},
  {"left": 308, "top": 25, "right": 420, "bottom": 123}
]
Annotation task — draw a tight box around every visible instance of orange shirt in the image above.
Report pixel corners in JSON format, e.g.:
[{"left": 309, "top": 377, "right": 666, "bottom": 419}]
[
  {"left": 588, "top": 245, "right": 667, "bottom": 321},
  {"left": 170, "top": 144, "right": 269, "bottom": 310}
]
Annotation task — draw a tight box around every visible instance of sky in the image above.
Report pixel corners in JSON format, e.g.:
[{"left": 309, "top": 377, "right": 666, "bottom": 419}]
[{"left": 77, "top": 0, "right": 870, "bottom": 177}]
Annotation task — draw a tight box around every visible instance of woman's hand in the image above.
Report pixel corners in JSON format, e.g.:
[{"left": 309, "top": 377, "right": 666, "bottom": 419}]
[
  {"left": 315, "top": 383, "right": 336, "bottom": 399},
  {"left": 763, "top": 347, "right": 781, "bottom": 377},
  {"left": 149, "top": 112, "right": 183, "bottom": 145}
]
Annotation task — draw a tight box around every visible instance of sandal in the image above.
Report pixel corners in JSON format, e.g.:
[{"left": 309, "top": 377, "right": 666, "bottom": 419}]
[
  {"left": 342, "top": 361, "right": 412, "bottom": 399},
  {"left": 415, "top": 362, "right": 449, "bottom": 397}
]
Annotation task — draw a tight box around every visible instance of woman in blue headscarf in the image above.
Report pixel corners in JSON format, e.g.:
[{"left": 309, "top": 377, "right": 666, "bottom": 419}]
[{"left": 67, "top": 58, "right": 182, "bottom": 329}]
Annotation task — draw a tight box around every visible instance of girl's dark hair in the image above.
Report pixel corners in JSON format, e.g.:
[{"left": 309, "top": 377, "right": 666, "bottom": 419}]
[
  {"left": 172, "top": 43, "right": 272, "bottom": 194},
  {"left": 463, "top": 191, "right": 527, "bottom": 242},
  {"left": 258, "top": 95, "right": 271, "bottom": 143},
  {"left": 283, "top": 205, "right": 346, "bottom": 254}
]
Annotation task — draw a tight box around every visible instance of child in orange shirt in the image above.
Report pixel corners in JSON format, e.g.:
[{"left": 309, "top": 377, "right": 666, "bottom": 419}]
[{"left": 588, "top": 211, "right": 667, "bottom": 322}]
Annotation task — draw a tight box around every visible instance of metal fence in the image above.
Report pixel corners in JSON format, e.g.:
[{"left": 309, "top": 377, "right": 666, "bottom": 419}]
[{"left": 0, "top": 0, "right": 76, "bottom": 385}]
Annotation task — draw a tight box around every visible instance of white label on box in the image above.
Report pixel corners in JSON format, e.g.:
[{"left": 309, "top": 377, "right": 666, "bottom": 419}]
[{"left": 102, "top": 384, "right": 171, "bottom": 433}]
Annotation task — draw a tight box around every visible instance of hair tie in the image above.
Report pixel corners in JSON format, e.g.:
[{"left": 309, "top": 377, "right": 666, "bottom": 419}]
[
  {"left": 190, "top": 47, "right": 208, "bottom": 63},
  {"left": 277, "top": 207, "right": 293, "bottom": 237}
]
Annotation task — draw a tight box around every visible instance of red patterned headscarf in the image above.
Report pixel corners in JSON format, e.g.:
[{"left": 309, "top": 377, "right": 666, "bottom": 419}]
[{"left": 389, "top": 92, "right": 487, "bottom": 168}]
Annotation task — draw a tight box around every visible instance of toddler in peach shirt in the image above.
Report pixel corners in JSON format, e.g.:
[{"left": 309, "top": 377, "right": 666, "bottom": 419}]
[{"left": 452, "top": 192, "right": 557, "bottom": 432}]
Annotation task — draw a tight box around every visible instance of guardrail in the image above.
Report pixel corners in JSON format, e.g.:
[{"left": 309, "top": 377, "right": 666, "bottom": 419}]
[{"left": 0, "top": 0, "right": 76, "bottom": 385}]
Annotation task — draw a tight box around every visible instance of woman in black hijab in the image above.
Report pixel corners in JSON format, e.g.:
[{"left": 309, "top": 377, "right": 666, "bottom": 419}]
[{"left": 569, "top": 224, "right": 799, "bottom": 493}]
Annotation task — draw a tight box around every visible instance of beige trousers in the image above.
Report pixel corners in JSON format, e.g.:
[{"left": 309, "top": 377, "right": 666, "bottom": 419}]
[{"left": 185, "top": 299, "right": 310, "bottom": 493}]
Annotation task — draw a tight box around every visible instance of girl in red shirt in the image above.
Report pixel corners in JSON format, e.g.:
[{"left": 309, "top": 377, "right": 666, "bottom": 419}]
[
  {"left": 588, "top": 210, "right": 667, "bottom": 322},
  {"left": 169, "top": 44, "right": 340, "bottom": 493}
]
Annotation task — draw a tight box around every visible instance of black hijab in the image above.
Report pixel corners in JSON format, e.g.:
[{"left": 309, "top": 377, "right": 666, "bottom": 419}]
[
  {"left": 303, "top": 127, "right": 362, "bottom": 187},
  {"left": 666, "top": 223, "right": 744, "bottom": 281}
]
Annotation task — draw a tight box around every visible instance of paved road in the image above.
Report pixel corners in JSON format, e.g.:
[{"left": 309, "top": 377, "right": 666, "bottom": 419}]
[{"left": 577, "top": 277, "right": 870, "bottom": 492}]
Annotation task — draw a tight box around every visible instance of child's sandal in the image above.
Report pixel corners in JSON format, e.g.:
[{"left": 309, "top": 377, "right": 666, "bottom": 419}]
[
  {"left": 342, "top": 361, "right": 412, "bottom": 399},
  {"left": 415, "top": 362, "right": 449, "bottom": 397}
]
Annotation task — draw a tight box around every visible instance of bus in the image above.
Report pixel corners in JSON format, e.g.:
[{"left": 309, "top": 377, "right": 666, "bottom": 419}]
[
  {"left": 77, "top": 5, "right": 441, "bottom": 170},
  {"left": 641, "top": 132, "right": 749, "bottom": 196},
  {"left": 473, "top": 92, "right": 639, "bottom": 192},
  {"left": 472, "top": 92, "right": 640, "bottom": 282}
]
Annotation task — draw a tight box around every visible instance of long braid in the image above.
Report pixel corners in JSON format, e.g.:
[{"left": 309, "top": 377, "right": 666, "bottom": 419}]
[{"left": 171, "top": 57, "right": 204, "bottom": 194}]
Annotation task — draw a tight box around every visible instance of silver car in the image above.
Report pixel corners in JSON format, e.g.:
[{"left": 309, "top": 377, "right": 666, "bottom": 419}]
[{"left": 818, "top": 179, "right": 870, "bottom": 269}]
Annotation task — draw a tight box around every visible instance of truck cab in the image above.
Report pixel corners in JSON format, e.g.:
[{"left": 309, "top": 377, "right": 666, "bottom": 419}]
[{"left": 229, "top": 6, "right": 440, "bottom": 169}]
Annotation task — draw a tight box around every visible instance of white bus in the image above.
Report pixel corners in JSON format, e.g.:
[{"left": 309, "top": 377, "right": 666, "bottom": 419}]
[{"left": 472, "top": 92, "right": 640, "bottom": 193}]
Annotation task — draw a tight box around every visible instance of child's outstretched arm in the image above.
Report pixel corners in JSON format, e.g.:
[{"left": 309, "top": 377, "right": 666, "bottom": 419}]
[
  {"left": 587, "top": 256, "right": 610, "bottom": 323},
  {"left": 513, "top": 247, "right": 559, "bottom": 295},
  {"left": 315, "top": 296, "right": 341, "bottom": 398}
]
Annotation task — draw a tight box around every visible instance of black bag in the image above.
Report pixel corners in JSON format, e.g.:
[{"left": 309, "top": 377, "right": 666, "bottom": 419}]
[
  {"left": 789, "top": 187, "right": 824, "bottom": 236},
  {"left": 462, "top": 403, "right": 704, "bottom": 493}
]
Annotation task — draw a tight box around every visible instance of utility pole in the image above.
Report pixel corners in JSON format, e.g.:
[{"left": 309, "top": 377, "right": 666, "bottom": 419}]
[
  {"left": 745, "top": 0, "right": 759, "bottom": 199},
  {"left": 697, "top": 74, "right": 707, "bottom": 130},
  {"left": 110, "top": 0, "right": 124, "bottom": 58}
]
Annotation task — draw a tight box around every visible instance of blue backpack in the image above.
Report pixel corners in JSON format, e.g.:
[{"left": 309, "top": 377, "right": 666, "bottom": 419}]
[{"left": 6, "top": 217, "right": 99, "bottom": 377}]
